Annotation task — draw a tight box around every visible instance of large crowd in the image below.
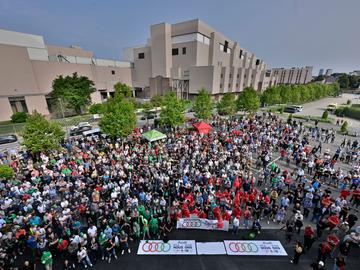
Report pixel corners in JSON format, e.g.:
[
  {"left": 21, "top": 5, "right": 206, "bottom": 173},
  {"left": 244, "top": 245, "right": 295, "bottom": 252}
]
[{"left": 0, "top": 113, "right": 359, "bottom": 270}]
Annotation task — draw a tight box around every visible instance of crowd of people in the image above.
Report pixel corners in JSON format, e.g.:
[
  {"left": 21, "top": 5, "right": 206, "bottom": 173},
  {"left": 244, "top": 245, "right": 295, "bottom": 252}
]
[{"left": 0, "top": 113, "right": 359, "bottom": 270}]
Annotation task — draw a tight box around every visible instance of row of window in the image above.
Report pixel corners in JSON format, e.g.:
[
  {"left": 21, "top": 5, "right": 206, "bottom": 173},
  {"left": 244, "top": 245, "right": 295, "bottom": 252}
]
[
  {"left": 219, "top": 83, "right": 253, "bottom": 89},
  {"left": 172, "top": 47, "right": 186, "bottom": 55},
  {"left": 220, "top": 73, "right": 254, "bottom": 79}
]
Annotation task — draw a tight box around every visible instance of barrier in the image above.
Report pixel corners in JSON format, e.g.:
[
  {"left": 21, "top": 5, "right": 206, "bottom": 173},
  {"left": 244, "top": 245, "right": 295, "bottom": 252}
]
[
  {"left": 137, "top": 240, "right": 196, "bottom": 255},
  {"left": 224, "top": 240, "right": 287, "bottom": 256},
  {"left": 176, "top": 218, "right": 229, "bottom": 231}
]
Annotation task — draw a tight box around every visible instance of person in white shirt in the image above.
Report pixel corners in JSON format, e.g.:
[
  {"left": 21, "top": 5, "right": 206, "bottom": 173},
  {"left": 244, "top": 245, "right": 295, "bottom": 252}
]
[
  {"left": 232, "top": 216, "right": 240, "bottom": 235},
  {"left": 77, "top": 247, "right": 93, "bottom": 268}
]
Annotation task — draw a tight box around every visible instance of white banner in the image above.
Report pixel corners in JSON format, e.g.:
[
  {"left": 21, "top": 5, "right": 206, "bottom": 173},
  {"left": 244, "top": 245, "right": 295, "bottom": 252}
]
[
  {"left": 224, "top": 240, "right": 288, "bottom": 256},
  {"left": 196, "top": 242, "right": 227, "bottom": 255},
  {"left": 137, "top": 240, "right": 196, "bottom": 255},
  {"left": 176, "top": 218, "right": 229, "bottom": 231}
]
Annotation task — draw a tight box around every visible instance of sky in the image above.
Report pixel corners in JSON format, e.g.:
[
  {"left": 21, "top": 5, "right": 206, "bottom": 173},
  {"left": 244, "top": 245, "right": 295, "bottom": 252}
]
[{"left": 0, "top": 0, "right": 359, "bottom": 75}]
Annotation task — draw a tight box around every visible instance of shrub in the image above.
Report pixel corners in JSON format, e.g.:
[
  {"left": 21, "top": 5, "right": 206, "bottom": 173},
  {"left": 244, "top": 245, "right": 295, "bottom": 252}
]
[
  {"left": 322, "top": 110, "right": 328, "bottom": 119},
  {"left": 0, "top": 164, "right": 14, "bottom": 179},
  {"left": 279, "top": 106, "right": 284, "bottom": 114},
  {"left": 340, "top": 121, "right": 348, "bottom": 133},
  {"left": 11, "top": 112, "right": 28, "bottom": 123},
  {"left": 88, "top": 103, "right": 103, "bottom": 114}
]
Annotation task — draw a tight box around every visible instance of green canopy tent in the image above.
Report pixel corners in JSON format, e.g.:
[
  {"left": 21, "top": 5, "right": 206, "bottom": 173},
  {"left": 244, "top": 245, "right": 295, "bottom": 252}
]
[{"left": 142, "top": 129, "right": 167, "bottom": 142}]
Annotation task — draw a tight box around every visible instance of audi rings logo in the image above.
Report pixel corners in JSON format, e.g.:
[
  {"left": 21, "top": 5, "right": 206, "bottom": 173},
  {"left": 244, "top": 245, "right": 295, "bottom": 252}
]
[
  {"left": 142, "top": 242, "right": 171, "bottom": 252},
  {"left": 181, "top": 219, "right": 202, "bottom": 228},
  {"left": 229, "top": 242, "right": 259, "bottom": 253}
]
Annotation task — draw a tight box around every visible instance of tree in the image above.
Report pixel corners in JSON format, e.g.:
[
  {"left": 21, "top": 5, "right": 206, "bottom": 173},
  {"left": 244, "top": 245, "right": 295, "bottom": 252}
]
[
  {"left": 193, "top": 88, "right": 213, "bottom": 119},
  {"left": 322, "top": 110, "right": 328, "bottom": 119},
  {"left": 88, "top": 103, "right": 104, "bottom": 114},
  {"left": 237, "top": 87, "right": 260, "bottom": 113},
  {"left": 51, "top": 72, "right": 96, "bottom": 114},
  {"left": 150, "top": 95, "right": 164, "bottom": 107},
  {"left": 142, "top": 102, "right": 154, "bottom": 123},
  {"left": 160, "top": 91, "right": 186, "bottom": 127},
  {"left": 340, "top": 121, "right": 348, "bottom": 133},
  {"left": 22, "top": 111, "right": 65, "bottom": 153},
  {"left": 217, "top": 93, "right": 236, "bottom": 116},
  {"left": 338, "top": 74, "right": 350, "bottom": 89},
  {"left": 0, "top": 164, "right": 14, "bottom": 179},
  {"left": 114, "top": 82, "right": 133, "bottom": 98},
  {"left": 99, "top": 97, "right": 136, "bottom": 138}
]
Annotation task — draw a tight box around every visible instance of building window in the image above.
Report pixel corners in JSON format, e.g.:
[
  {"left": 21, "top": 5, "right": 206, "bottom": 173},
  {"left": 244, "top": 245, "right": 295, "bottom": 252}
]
[
  {"left": 244, "top": 74, "right": 247, "bottom": 78},
  {"left": 236, "top": 83, "right": 239, "bottom": 88},
  {"left": 237, "top": 74, "right": 239, "bottom": 78},
  {"left": 220, "top": 84, "right": 222, "bottom": 88},
  {"left": 111, "top": 70, "right": 115, "bottom": 75},
  {"left": 220, "top": 74, "right": 223, "bottom": 78},
  {"left": 138, "top": 53, "right": 145, "bottom": 59},
  {"left": 172, "top": 48, "right": 179, "bottom": 55},
  {"left": 229, "top": 74, "right": 232, "bottom": 78},
  {"left": 182, "top": 47, "right": 186, "bottom": 55},
  {"left": 9, "top": 96, "right": 28, "bottom": 113},
  {"left": 239, "top": 50, "right": 243, "bottom": 59},
  {"left": 256, "top": 59, "right": 260, "bottom": 65},
  {"left": 228, "top": 83, "right": 231, "bottom": 88}
]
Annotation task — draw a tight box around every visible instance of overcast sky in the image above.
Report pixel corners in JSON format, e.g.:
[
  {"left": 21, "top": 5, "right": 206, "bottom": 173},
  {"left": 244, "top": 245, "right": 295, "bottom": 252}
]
[{"left": 0, "top": 0, "right": 359, "bottom": 74}]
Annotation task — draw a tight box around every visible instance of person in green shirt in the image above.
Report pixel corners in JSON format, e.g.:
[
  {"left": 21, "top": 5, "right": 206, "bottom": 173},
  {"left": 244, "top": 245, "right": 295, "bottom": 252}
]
[
  {"left": 140, "top": 215, "right": 150, "bottom": 240},
  {"left": 149, "top": 216, "right": 159, "bottom": 239},
  {"left": 41, "top": 251, "right": 53, "bottom": 270},
  {"left": 98, "top": 232, "right": 108, "bottom": 260}
]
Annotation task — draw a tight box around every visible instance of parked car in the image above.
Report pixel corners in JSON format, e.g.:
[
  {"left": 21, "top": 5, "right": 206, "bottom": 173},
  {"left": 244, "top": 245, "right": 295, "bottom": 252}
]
[
  {"left": 69, "top": 125, "right": 92, "bottom": 136},
  {"left": 0, "top": 134, "right": 17, "bottom": 144},
  {"left": 289, "top": 105, "right": 303, "bottom": 112},
  {"left": 284, "top": 106, "right": 297, "bottom": 113},
  {"left": 141, "top": 114, "right": 156, "bottom": 120},
  {"left": 327, "top": 103, "right": 337, "bottom": 111}
]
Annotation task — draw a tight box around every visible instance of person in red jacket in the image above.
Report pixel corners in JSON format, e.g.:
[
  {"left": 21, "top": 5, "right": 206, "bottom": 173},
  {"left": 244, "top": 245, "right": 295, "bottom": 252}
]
[
  {"left": 303, "top": 225, "right": 315, "bottom": 251},
  {"left": 317, "top": 241, "right": 332, "bottom": 263}
]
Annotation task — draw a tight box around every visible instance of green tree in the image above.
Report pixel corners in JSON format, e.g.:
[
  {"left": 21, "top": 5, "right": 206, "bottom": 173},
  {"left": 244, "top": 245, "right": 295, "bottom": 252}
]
[
  {"left": 217, "top": 93, "right": 236, "bottom": 116},
  {"left": 99, "top": 97, "right": 136, "bottom": 138},
  {"left": 338, "top": 74, "right": 350, "bottom": 89},
  {"left": 150, "top": 95, "right": 164, "bottom": 107},
  {"left": 88, "top": 103, "right": 104, "bottom": 114},
  {"left": 0, "top": 164, "right": 14, "bottom": 179},
  {"left": 322, "top": 110, "right": 328, "bottom": 119},
  {"left": 51, "top": 72, "right": 96, "bottom": 114},
  {"left": 237, "top": 87, "right": 260, "bottom": 113},
  {"left": 160, "top": 91, "right": 186, "bottom": 127},
  {"left": 193, "top": 88, "right": 213, "bottom": 119},
  {"left": 114, "top": 82, "right": 133, "bottom": 98},
  {"left": 340, "top": 121, "right": 348, "bottom": 133},
  {"left": 22, "top": 111, "right": 65, "bottom": 153},
  {"left": 142, "top": 102, "right": 154, "bottom": 123}
]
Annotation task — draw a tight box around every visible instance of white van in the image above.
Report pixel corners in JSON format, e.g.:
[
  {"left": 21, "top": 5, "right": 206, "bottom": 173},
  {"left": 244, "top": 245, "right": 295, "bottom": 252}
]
[{"left": 289, "top": 105, "right": 303, "bottom": 112}]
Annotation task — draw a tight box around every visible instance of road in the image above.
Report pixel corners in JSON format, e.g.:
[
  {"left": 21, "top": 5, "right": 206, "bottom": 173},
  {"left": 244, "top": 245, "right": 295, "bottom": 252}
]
[
  {"left": 14, "top": 230, "right": 360, "bottom": 270},
  {"left": 296, "top": 93, "right": 360, "bottom": 131}
]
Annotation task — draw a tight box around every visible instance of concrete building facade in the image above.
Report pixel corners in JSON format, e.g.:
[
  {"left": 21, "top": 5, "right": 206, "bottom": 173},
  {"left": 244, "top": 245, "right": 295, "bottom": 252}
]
[
  {"left": 0, "top": 29, "right": 132, "bottom": 121},
  {"left": 125, "top": 19, "right": 268, "bottom": 99},
  {"left": 270, "top": 66, "right": 313, "bottom": 86}
]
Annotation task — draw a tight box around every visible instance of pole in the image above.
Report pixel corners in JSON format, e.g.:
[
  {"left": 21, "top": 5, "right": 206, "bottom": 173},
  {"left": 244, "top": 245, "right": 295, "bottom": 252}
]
[{"left": 58, "top": 98, "right": 68, "bottom": 136}]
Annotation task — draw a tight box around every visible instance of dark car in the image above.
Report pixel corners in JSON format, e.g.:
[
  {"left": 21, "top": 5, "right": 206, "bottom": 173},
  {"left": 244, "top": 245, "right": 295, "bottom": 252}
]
[
  {"left": 0, "top": 134, "right": 17, "bottom": 144},
  {"left": 141, "top": 114, "right": 156, "bottom": 120},
  {"left": 69, "top": 125, "right": 92, "bottom": 136},
  {"left": 284, "top": 106, "right": 297, "bottom": 113}
]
